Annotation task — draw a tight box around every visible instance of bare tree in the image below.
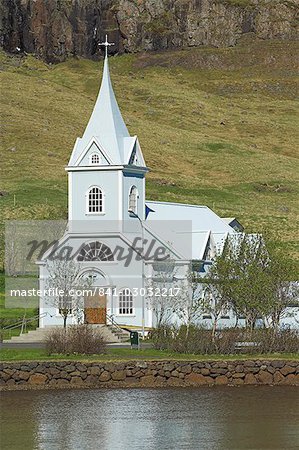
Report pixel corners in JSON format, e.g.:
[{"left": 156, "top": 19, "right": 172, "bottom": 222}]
[
  {"left": 44, "top": 259, "right": 91, "bottom": 328},
  {"left": 174, "top": 262, "right": 205, "bottom": 336},
  {"left": 146, "top": 259, "right": 179, "bottom": 327}
]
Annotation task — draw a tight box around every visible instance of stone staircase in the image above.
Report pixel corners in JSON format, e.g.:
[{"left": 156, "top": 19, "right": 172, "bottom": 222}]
[
  {"left": 3, "top": 327, "right": 56, "bottom": 344},
  {"left": 3, "top": 325, "right": 130, "bottom": 344}
]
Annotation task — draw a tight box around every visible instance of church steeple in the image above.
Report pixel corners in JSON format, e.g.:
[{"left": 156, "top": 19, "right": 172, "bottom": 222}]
[
  {"left": 67, "top": 35, "right": 147, "bottom": 225},
  {"left": 68, "top": 36, "right": 145, "bottom": 168}
]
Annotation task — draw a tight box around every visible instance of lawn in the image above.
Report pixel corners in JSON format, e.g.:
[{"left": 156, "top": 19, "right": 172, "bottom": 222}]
[
  {"left": 0, "top": 273, "right": 38, "bottom": 338},
  {"left": 0, "top": 347, "right": 298, "bottom": 362},
  {"left": 0, "top": 35, "right": 298, "bottom": 267}
]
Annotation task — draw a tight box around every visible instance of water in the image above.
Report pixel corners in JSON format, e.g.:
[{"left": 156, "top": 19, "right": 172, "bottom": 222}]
[{"left": 1, "top": 387, "right": 298, "bottom": 450}]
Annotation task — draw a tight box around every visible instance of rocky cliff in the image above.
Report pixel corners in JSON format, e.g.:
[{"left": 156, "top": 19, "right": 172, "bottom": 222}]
[{"left": 0, "top": 0, "right": 298, "bottom": 62}]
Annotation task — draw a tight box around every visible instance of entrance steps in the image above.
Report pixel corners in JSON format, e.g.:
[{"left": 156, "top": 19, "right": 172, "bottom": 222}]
[
  {"left": 3, "top": 325, "right": 130, "bottom": 344},
  {"left": 3, "top": 326, "right": 57, "bottom": 344}
]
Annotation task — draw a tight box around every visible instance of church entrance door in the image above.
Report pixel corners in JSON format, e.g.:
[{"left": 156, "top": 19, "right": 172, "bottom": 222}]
[{"left": 85, "top": 293, "right": 107, "bottom": 324}]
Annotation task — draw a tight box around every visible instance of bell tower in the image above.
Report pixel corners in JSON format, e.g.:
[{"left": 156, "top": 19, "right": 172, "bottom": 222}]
[{"left": 65, "top": 36, "right": 148, "bottom": 229}]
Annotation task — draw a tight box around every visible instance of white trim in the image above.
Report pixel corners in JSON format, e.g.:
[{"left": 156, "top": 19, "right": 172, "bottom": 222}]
[
  {"left": 66, "top": 166, "right": 149, "bottom": 173},
  {"left": 136, "top": 137, "right": 146, "bottom": 167},
  {"left": 124, "top": 135, "right": 137, "bottom": 165},
  {"left": 37, "top": 231, "right": 153, "bottom": 263},
  {"left": 75, "top": 137, "right": 113, "bottom": 166},
  {"left": 68, "top": 171, "right": 73, "bottom": 221},
  {"left": 85, "top": 185, "right": 105, "bottom": 215},
  {"left": 118, "top": 170, "right": 122, "bottom": 221},
  {"left": 142, "top": 177, "right": 145, "bottom": 220},
  {"left": 115, "top": 314, "right": 136, "bottom": 318}
]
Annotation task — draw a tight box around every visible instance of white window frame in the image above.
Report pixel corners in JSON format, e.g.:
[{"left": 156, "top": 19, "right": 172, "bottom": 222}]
[
  {"left": 86, "top": 186, "right": 105, "bottom": 215},
  {"left": 90, "top": 153, "right": 100, "bottom": 165},
  {"left": 128, "top": 186, "right": 138, "bottom": 215},
  {"left": 118, "top": 288, "right": 134, "bottom": 316}
]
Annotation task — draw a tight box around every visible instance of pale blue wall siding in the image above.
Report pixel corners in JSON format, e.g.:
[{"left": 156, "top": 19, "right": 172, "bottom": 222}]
[
  {"left": 122, "top": 172, "right": 145, "bottom": 220},
  {"left": 71, "top": 170, "right": 121, "bottom": 221},
  {"left": 39, "top": 234, "right": 147, "bottom": 328}
]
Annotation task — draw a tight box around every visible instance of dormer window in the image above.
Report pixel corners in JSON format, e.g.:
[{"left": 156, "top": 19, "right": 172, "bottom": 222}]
[
  {"left": 129, "top": 186, "right": 138, "bottom": 215},
  {"left": 90, "top": 153, "right": 100, "bottom": 165}
]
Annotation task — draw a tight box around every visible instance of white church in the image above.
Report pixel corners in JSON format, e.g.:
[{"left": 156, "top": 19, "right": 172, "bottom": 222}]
[{"left": 37, "top": 38, "right": 297, "bottom": 334}]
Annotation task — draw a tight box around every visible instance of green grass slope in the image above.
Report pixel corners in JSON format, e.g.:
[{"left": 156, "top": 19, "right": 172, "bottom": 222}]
[{"left": 0, "top": 36, "right": 298, "bottom": 264}]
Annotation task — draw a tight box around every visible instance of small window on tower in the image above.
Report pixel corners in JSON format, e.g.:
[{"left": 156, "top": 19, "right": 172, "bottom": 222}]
[
  {"left": 87, "top": 186, "right": 104, "bottom": 214},
  {"left": 128, "top": 186, "right": 138, "bottom": 215},
  {"left": 90, "top": 153, "right": 100, "bottom": 165}
]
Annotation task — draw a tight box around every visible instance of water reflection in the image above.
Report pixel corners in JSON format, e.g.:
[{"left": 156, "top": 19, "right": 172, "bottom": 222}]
[{"left": 1, "top": 387, "right": 298, "bottom": 450}]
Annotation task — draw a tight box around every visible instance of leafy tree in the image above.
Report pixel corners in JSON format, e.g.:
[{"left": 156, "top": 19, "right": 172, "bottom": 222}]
[
  {"left": 203, "top": 233, "right": 298, "bottom": 331},
  {"left": 264, "top": 240, "right": 298, "bottom": 329}
]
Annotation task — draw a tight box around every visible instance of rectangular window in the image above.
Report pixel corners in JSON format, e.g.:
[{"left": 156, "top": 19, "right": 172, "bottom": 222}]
[{"left": 119, "top": 291, "right": 133, "bottom": 315}]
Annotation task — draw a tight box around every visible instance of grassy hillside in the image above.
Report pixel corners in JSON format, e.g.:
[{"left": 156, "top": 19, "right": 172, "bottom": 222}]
[{"left": 0, "top": 36, "right": 298, "bottom": 265}]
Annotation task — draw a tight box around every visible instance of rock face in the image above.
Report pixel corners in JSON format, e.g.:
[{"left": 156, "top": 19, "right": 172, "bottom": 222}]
[
  {"left": 0, "top": 359, "right": 298, "bottom": 390},
  {"left": 0, "top": 0, "right": 298, "bottom": 62}
]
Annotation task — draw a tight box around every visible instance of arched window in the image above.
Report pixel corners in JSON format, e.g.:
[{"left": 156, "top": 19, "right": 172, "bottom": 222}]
[
  {"left": 77, "top": 241, "right": 114, "bottom": 261},
  {"left": 87, "top": 186, "right": 104, "bottom": 214},
  {"left": 119, "top": 289, "right": 133, "bottom": 315},
  {"left": 128, "top": 186, "right": 138, "bottom": 215},
  {"left": 90, "top": 153, "right": 100, "bottom": 165}
]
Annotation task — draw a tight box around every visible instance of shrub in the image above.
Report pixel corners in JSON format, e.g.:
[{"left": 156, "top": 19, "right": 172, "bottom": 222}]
[
  {"left": 152, "top": 325, "right": 298, "bottom": 355},
  {"left": 45, "top": 325, "right": 106, "bottom": 355},
  {"left": 151, "top": 325, "right": 175, "bottom": 350},
  {"left": 170, "top": 326, "right": 215, "bottom": 354},
  {"left": 152, "top": 325, "right": 241, "bottom": 355},
  {"left": 248, "top": 328, "right": 299, "bottom": 354},
  {"left": 214, "top": 329, "right": 242, "bottom": 354}
]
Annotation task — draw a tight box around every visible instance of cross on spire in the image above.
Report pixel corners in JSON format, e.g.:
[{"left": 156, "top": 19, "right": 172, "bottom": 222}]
[{"left": 99, "top": 34, "right": 115, "bottom": 58}]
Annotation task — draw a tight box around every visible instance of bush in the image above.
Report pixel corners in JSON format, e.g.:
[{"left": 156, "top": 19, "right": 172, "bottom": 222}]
[
  {"left": 214, "top": 329, "right": 242, "bottom": 354},
  {"left": 170, "top": 326, "right": 215, "bottom": 354},
  {"left": 248, "top": 328, "right": 299, "bottom": 354},
  {"left": 152, "top": 325, "right": 298, "bottom": 355},
  {"left": 151, "top": 325, "right": 175, "bottom": 350},
  {"left": 152, "top": 325, "right": 241, "bottom": 355},
  {"left": 45, "top": 325, "right": 106, "bottom": 355}
]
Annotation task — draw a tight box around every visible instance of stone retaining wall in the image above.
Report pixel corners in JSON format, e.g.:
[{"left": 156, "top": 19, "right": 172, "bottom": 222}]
[{"left": 1, "top": 360, "right": 298, "bottom": 390}]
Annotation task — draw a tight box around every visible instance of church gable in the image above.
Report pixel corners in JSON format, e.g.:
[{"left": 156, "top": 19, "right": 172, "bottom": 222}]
[
  {"left": 76, "top": 140, "right": 111, "bottom": 167},
  {"left": 126, "top": 137, "right": 146, "bottom": 167}
]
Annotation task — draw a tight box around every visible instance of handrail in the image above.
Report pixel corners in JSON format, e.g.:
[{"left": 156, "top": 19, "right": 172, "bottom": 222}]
[
  {"left": 1, "top": 312, "right": 49, "bottom": 331},
  {"left": 106, "top": 314, "right": 124, "bottom": 333},
  {"left": 0, "top": 312, "right": 53, "bottom": 341}
]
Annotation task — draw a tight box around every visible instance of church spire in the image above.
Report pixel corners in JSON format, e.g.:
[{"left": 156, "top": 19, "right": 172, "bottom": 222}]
[
  {"left": 99, "top": 34, "right": 115, "bottom": 58},
  {"left": 68, "top": 35, "right": 133, "bottom": 166}
]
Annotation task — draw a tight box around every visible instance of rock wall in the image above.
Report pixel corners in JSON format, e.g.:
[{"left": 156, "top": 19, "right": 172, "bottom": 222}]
[
  {"left": 0, "top": 0, "right": 298, "bottom": 62},
  {"left": 1, "top": 359, "right": 298, "bottom": 390}
]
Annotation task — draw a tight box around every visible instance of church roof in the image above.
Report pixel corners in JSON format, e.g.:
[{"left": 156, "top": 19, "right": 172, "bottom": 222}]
[
  {"left": 145, "top": 201, "right": 236, "bottom": 260},
  {"left": 145, "top": 201, "right": 235, "bottom": 233},
  {"left": 68, "top": 54, "right": 132, "bottom": 166}
]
